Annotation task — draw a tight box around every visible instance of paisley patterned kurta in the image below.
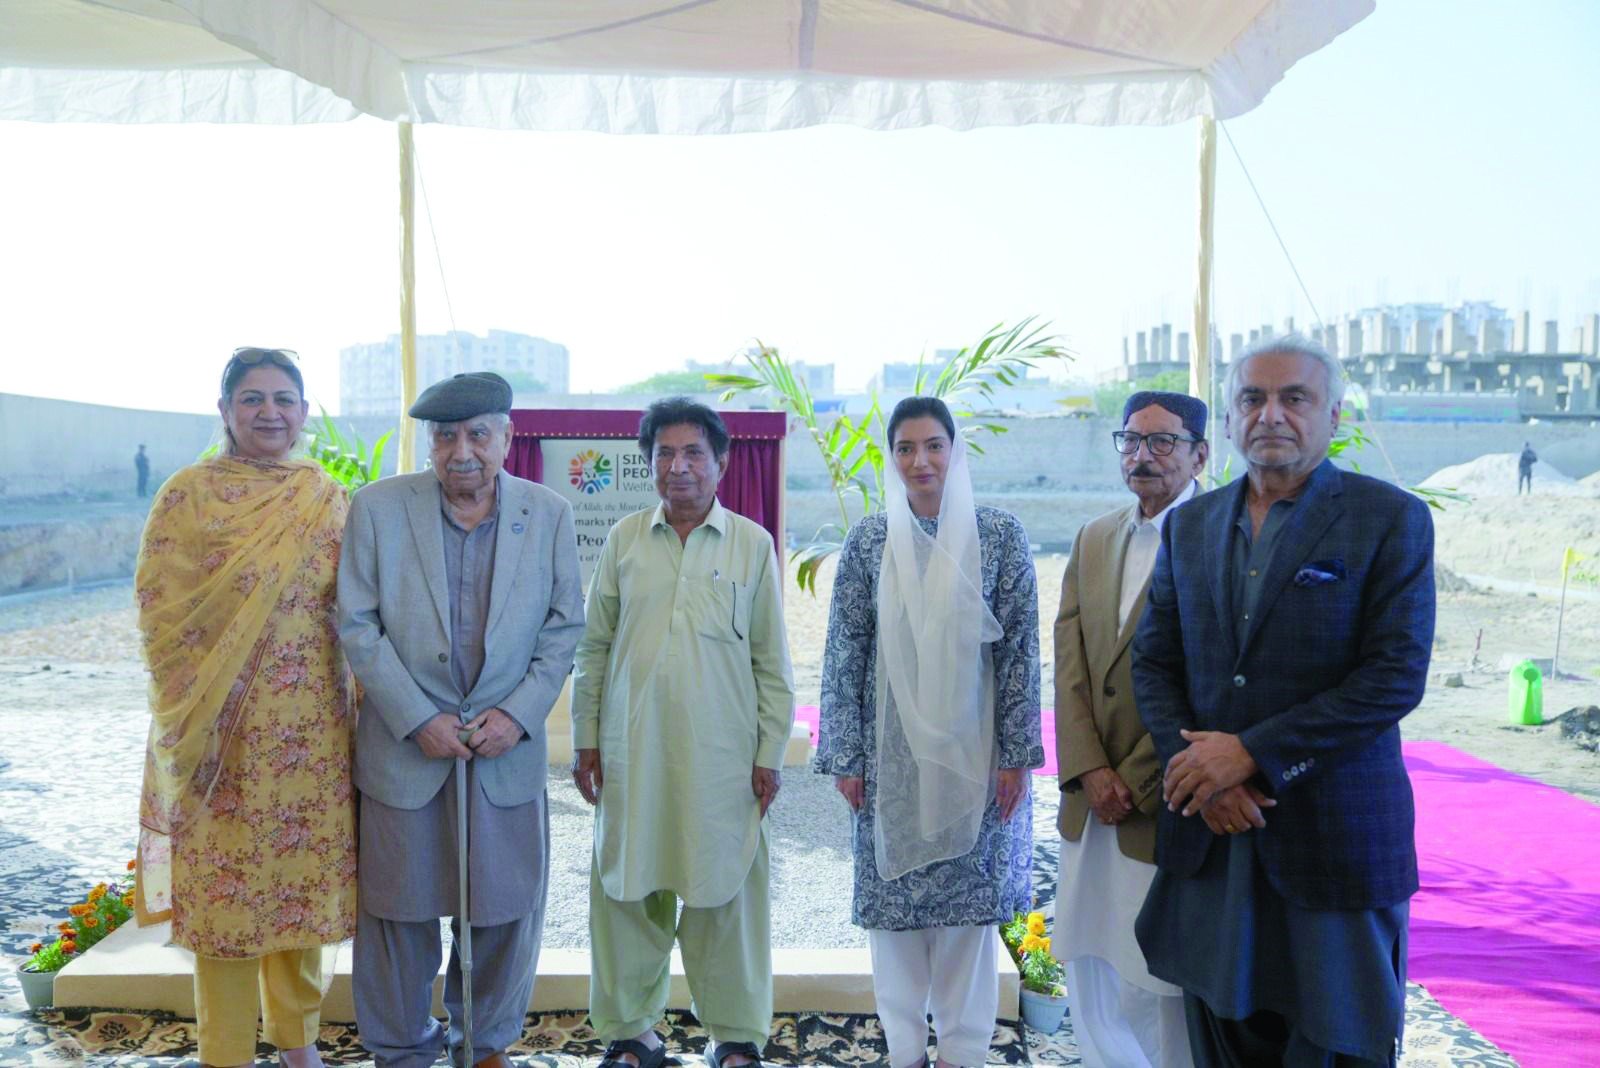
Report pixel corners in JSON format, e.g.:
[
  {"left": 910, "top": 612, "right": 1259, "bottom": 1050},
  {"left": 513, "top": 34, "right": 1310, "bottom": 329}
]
[
  {"left": 137, "top": 458, "right": 358, "bottom": 958},
  {"left": 815, "top": 506, "right": 1043, "bottom": 930}
]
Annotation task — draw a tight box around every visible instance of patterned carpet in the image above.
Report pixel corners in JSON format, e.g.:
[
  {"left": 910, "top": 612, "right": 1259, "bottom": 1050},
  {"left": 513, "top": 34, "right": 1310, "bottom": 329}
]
[{"left": 0, "top": 661, "right": 1514, "bottom": 1065}]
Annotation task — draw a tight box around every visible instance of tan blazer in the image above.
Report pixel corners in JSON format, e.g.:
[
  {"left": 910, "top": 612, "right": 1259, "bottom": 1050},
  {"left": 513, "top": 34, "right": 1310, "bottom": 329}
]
[{"left": 1053, "top": 499, "right": 1165, "bottom": 863}]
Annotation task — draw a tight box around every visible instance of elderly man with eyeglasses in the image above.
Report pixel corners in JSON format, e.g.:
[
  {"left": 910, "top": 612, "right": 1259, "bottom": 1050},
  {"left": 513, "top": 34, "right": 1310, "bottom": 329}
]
[{"left": 1051, "top": 390, "right": 1208, "bottom": 1066}]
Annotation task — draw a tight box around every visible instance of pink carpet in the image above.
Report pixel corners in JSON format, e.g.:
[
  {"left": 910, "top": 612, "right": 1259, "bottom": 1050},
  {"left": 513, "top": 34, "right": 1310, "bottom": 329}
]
[
  {"left": 797, "top": 709, "right": 1600, "bottom": 1064},
  {"left": 1403, "top": 741, "right": 1600, "bottom": 1068}
]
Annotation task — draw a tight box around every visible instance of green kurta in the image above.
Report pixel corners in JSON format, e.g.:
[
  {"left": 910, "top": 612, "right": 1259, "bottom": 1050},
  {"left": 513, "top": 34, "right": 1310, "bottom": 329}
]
[{"left": 573, "top": 499, "right": 795, "bottom": 908}]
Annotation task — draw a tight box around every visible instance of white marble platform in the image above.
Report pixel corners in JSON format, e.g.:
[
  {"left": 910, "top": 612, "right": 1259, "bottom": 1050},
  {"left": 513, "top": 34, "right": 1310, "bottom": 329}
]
[{"left": 55, "top": 920, "right": 1017, "bottom": 1022}]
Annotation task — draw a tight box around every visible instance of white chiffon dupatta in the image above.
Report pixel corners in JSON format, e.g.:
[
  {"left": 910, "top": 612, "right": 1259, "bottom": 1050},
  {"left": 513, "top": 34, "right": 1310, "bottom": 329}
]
[{"left": 873, "top": 433, "right": 1002, "bottom": 880}]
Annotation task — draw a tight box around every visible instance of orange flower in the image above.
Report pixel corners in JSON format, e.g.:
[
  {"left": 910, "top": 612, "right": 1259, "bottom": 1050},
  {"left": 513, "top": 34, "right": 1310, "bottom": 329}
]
[
  {"left": 30, "top": 942, "right": 42, "bottom": 953},
  {"left": 82, "top": 915, "right": 100, "bottom": 928},
  {"left": 69, "top": 903, "right": 89, "bottom": 916},
  {"left": 127, "top": 859, "right": 138, "bottom": 871},
  {"left": 61, "top": 940, "right": 77, "bottom": 954},
  {"left": 57, "top": 923, "right": 76, "bottom": 936},
  {"left": 122, "top": 893, "right": 136, "bottom": 907},
  {"left": 88, "top": 885, "right": 107, "bottom": 902}
]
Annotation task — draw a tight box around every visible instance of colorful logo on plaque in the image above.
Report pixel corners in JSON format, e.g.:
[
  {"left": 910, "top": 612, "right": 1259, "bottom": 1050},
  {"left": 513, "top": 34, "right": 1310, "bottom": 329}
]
[{"left": 568, "top": 450, "right": 614, "bottom": 494}]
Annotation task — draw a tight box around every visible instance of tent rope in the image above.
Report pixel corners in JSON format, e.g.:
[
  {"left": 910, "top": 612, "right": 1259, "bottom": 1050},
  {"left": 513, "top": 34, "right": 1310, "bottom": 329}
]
[
  {"left": 1218, "top": 120, "right": 1403, "bottom": 486},
  {"left": 410, "top": 134, "right": 463, "bottom": 353}
]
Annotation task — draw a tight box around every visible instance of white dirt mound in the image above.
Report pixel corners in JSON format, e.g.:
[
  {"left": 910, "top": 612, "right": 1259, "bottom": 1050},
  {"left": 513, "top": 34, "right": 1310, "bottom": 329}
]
[{"left": 1420, "top": 454, "right": 1599, "bottom": 498}]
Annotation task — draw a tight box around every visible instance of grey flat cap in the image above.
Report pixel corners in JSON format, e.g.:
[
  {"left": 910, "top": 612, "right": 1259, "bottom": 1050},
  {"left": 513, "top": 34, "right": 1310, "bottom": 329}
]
[{"left": 408, "top": 371, "right": 513, "bottom": 422}]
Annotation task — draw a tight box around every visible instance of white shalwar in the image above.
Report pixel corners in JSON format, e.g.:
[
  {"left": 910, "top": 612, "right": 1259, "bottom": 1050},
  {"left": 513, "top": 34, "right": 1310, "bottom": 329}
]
[
  {"left": 1056, "top": 817, "right": 1190, "bottom": 1068},
  {"left": 868, "top": 926, "right": 998, "bottom": 1068}
]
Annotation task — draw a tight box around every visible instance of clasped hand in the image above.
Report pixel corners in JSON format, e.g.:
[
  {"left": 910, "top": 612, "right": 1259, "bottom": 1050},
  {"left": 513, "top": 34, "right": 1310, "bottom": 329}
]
[
  {"left": 1163, "top": 728, "right": 1257, "bottom": 814},
  {"left": 414, "top": 708, "right": 522, "bottom": 760},
  {"left": 1080, "top": 766, "right": 1134, "bottom": 825}
]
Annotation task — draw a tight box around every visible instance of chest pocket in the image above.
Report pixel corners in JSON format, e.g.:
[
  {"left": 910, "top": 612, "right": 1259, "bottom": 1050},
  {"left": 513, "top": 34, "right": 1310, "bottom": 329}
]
[{"left": 692, "top": 576, "right": 753, "bottom": 644}]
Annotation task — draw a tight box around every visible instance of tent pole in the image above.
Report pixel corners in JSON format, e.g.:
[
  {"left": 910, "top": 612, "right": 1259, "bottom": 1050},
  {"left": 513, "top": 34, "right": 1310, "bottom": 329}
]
[
  {"left": 397, "top": 121, "right": 419, "bottom": 473},
  {"left": 1191, "top": 115, "right": 1217, "bottom": 409}
]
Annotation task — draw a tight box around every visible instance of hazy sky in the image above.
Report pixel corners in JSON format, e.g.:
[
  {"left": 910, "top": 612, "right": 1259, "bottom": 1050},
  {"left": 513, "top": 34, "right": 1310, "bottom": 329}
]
[{"left": 3, "top": 1, "right": 1597, "bottom": 415}]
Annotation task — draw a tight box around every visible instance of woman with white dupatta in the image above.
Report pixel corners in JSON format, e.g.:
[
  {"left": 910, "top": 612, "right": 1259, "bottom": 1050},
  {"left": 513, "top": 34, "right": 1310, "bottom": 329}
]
[{"left": 817, "top": 397, "right": 1043, "bottom": 1068}]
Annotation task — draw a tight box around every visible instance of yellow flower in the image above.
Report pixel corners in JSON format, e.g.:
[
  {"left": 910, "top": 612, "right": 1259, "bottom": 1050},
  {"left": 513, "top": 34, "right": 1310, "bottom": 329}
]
[
  {"left": 69, "top": 903, "right": 89, "bottom": 916},
  {"left": 1026, "top": 913, "right": 1046, "bottom": 937},
  {"left": 1038, "top": 937, "right": 1052, "bottom": 956},
  {"left": 1019, "top": 933, "right": 1044, "bottom": 954},
  {"left": 88, "top": 886, "right": 106, "bottom": 902},
  {"left": 122, "top": 893, "right": 136, "bottom": 907},
  {"left": 82, "top": 915, "right": 100, "bottom": 928}
]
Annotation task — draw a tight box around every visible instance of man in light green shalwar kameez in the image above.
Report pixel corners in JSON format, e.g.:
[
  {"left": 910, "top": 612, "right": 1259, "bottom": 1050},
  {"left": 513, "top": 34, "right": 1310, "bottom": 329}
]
[{"left": 573, "top": 398, "right": 795, "bottom": 1068}]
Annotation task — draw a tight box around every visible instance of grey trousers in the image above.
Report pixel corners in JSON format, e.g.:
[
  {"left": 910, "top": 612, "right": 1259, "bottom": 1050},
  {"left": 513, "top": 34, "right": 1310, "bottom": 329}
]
[{"left": 354, "top": 901, "right": 544, "bottom": 1068}]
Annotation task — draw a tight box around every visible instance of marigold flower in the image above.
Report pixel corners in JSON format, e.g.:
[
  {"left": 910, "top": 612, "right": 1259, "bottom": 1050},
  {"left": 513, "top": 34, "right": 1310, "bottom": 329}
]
[
  {"left": 123, "top": 893, "right": 136, "bottom": 907},
  {"left": 1025, "top": 913, "right": 1046, "bottom": 937},
  {"left": 82, "top": 915, "right": 100, "bottom": 928},
  {"left": 127, "top": 859, "right": 137, "bottom": 871},
  {"left": 89, "top": 885, "right": 107, "bottom": 902},
  {"left": 69, "top": 903, "right": 89, "bottom": 916},
  {"left": 61, "top": 940, "right": 77, "bottom": 954},
  {"left": 30, "top": 942, "right": 42, "bottom": 953},
  {"left": 1038, "top": 937, "right": 1052, "bottom": 956},
  {"left": 1019, "top": 933, "right": 1043, "bottom": 953},
  {"left": 57, "top": 923, "right": 76, "bottom": 935}
]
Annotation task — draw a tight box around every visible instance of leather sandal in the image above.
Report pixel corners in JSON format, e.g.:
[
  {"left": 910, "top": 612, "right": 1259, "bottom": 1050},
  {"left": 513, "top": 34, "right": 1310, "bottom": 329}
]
[
  {"left": 598, "top": 1039, "right": 678, "bottom": 1068},
  {"left": 704, "top": 1041, "right": 764, "bottom": 1068}
]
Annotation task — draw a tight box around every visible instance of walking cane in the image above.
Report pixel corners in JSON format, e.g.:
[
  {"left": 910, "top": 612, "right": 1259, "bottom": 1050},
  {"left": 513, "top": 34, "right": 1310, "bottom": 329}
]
[{"left": 456, "top": 727, "right": 476, "bottom": 1067}]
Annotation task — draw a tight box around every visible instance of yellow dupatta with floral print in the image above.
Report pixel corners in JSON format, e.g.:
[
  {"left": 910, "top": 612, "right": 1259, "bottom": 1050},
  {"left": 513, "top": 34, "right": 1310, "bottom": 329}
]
[{"left": 133, "top": 456, "right": 345, "bottom": 924}]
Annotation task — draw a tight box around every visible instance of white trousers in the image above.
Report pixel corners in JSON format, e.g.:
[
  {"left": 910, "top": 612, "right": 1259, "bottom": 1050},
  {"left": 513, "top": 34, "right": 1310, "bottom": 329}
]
[
  {"left": 1065, "top": 955, "right": 1191, "bottom": 1068},
  {"left": 867, "top": 926, "right": 998, "bottom": 1068}
]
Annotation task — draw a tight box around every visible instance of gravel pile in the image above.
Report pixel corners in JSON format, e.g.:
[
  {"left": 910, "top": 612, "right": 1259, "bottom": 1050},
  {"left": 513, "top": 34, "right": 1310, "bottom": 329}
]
[
  {"left": 1435, "top": 566, "right": 1477, "bottom": 593},
  {"left": 1420, "top": 454, "right": 1598, "bottom": 498},
  {"left": 1557, "top": 705, "right": 1600, "bottom": 753}
]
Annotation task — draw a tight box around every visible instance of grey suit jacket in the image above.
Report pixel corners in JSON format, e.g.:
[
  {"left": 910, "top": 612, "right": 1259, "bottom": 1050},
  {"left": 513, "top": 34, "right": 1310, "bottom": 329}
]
[
  {"left": 1053, "top": 497, "right": 1175, "bottom": 863},
  {"left": 337, "top": 470, "right": 584, "bottom": 810}
]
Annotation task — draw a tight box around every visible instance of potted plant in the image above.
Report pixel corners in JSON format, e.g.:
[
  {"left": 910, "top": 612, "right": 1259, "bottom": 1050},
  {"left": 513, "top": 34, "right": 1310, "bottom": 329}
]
[
  {"left": 1000, "top": 910, "right": 1068, "bottom": 1034},
  {"left": 18, "top": 863, "right": 138, "bottom": 1010}
]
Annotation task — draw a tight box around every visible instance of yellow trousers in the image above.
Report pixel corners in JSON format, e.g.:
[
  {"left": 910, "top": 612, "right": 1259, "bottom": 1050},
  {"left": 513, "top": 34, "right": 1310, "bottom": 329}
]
[{"left": 193, "top": 947, "right": 323, "bottom": 1065}]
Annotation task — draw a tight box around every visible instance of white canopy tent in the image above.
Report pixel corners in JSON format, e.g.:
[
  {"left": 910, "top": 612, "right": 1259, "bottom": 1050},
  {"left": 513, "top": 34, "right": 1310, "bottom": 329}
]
[{"left": 2, "top": 0, "right": 1373, "bottom": 465}]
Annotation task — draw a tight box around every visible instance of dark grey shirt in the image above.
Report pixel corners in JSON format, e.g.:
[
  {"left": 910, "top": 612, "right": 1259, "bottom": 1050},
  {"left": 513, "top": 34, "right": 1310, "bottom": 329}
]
[
  {"left": 1230, "top": 496, "right": 1297, "bottom": 648},
  {"left": 440, "top": 495, "right": 498, "bottom": 699}
]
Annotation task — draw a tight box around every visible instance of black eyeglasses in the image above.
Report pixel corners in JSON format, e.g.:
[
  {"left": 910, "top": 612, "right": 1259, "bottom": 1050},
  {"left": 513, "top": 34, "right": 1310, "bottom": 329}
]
[
  {"left": 231, "top": 347, "right": 299, "bottom": 368},
  {"left": 1112, "top": 431, "right": 1201, "bottom": 456}
]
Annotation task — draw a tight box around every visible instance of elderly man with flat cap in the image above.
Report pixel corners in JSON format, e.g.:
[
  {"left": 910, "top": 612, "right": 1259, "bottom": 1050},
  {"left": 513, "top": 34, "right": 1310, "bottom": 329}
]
[
  {"left": 339, "top": 372, "right": 584, "bottom": 1068},
  {"left": 1053, "top": 390, "right": 1208, "bottom": 1067}
]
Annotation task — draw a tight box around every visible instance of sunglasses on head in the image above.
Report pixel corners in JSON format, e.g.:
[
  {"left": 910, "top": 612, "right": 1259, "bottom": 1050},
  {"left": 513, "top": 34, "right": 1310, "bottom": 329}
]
[{"left": 231, "top": 347, "right": 299, "bottom": 368}]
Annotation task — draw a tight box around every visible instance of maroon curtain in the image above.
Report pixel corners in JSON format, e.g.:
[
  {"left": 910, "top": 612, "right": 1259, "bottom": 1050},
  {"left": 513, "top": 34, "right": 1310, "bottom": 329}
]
[
  {"left": 718, "top": 438, "right": 781, "bottom": 551},
  {"left": 507, "top": 434, "right": 542, "bottom": 484}
]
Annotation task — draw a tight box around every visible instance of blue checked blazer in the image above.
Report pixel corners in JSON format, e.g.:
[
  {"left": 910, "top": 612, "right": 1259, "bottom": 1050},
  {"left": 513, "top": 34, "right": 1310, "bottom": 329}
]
[{"left": 1132, "top": 459, "right": 1435, "bottom": 911}]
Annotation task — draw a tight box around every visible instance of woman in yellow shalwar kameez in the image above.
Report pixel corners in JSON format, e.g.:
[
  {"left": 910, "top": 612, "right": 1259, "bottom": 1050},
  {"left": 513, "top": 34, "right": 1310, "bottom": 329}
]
[{"left": 135, "top": 349, "right": 357, "bottom": 1068}]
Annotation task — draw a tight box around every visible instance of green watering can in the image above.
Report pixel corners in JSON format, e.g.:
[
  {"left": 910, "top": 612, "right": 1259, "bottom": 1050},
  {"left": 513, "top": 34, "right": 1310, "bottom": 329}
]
[{"left": 1507, "top": 660, "right": 1543, "bottom": 726}]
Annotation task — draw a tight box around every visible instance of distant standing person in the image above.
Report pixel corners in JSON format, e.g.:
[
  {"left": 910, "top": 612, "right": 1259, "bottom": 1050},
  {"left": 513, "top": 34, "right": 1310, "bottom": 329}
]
[
  {"left": 135, "top": 444, "right": 150, "bottom": 497},
  {"left": 1518, "top": 442, "right": 1537, "bottom": 494}
]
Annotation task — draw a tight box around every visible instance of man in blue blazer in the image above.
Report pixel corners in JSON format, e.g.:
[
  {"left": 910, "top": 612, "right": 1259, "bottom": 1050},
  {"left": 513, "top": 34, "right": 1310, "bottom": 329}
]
[{"left": 1132, "top": 336, "right": 1435, "bottom": 1066}]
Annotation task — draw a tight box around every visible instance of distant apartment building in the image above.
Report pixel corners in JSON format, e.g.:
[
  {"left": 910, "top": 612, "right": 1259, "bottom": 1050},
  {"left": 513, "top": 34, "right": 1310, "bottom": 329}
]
[
  {"left": 1116, "top": 302, "right": 1600, "bottom": 420},
  {"left": 340, "top": 329, "right": 570, "bottom": 416}
]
